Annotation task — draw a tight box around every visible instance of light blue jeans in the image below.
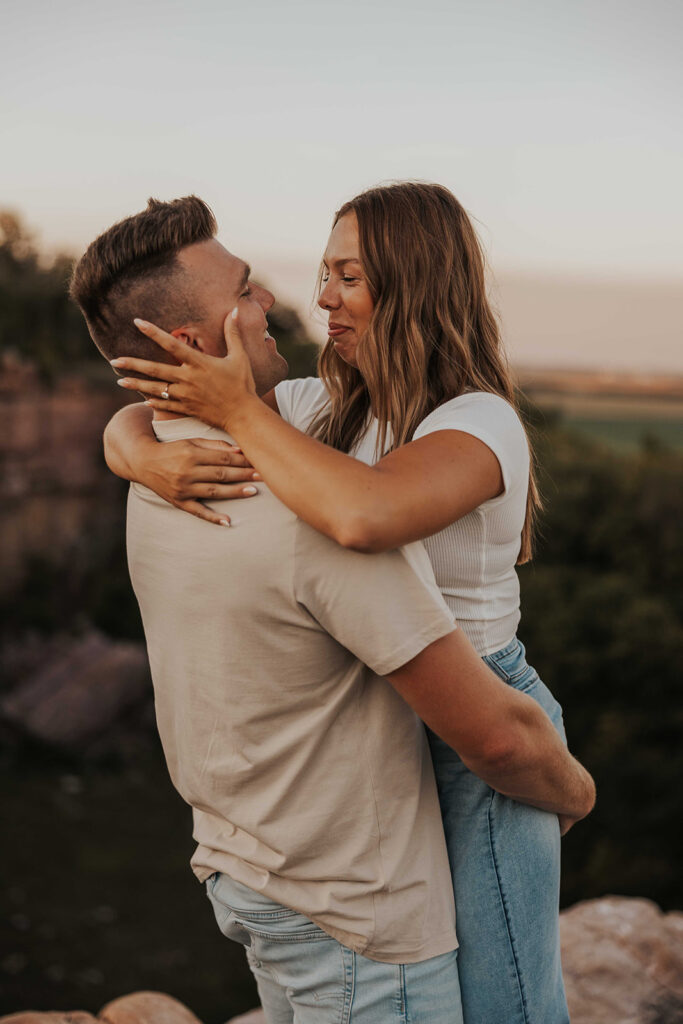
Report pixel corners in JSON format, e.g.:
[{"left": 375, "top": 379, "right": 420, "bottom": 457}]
[
  {"left": 206, "top": 872, "right": 463, "bottom": 1024},
  {"left": 427, "top": 636, "right": 570, "bottom": 1024}
]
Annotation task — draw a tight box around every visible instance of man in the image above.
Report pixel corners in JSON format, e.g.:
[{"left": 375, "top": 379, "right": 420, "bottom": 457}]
[{"left": 70, "top": 197, "right": 594, "bottom": 1023}]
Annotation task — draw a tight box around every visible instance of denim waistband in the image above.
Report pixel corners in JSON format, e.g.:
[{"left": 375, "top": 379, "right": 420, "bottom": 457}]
[{"left": 482, "top": 636, "right": 525, "bottom": 666}]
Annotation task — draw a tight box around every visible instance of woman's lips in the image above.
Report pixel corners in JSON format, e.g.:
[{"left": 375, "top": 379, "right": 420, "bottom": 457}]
[{"left": 328, "top": 323, "right": 351, "bottom": 337}]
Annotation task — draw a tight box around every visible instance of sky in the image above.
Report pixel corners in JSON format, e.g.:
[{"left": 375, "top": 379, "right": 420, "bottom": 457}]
[{"left": 2, "top": 0, "right": 682, "bottom": 369}]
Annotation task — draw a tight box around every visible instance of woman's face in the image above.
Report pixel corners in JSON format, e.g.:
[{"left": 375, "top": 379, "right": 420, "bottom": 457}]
[{"left": 318, "top": 212, "right": 375, "bottom": 369}]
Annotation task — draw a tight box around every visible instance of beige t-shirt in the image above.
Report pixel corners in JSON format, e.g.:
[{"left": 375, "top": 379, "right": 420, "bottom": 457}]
[{"left": 126, "top": 416, "right": 458, "bottom": 963}]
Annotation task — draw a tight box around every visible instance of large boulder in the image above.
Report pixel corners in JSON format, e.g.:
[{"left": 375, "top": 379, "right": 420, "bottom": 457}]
[
  {"left": 99, "top": 993, "right": 202, "bottom": 1024},
  {"left": 2, "top": 898, "right": 682, "bottom": 1024},
  {"left": 0, "top": 1015, "right": 98, "bottom": 1023},
  {"left": 0, "top": 995, "right": 201, "bottom": 1024},
  {"left": 0, "top": 631, "right": 150, "bottom": 754},
  {"left": 561, "top": 896, "right": 683, "bottom": 1023}
]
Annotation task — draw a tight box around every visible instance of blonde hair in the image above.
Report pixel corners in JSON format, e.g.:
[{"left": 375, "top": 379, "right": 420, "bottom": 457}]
[{"left": 311, "top": 182, "right": 540, "bottom": 563}]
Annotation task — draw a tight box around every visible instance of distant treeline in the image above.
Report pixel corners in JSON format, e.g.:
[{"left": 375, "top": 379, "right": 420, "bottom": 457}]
[
  {"left": 0, "top": 209, "right": 319, "bottom": 380},
  {"left": 0, "top": 211, "right": 92, "bottom": 377},
  {"left": 519, "top": 403, "right": 683, "bottom": 908}
]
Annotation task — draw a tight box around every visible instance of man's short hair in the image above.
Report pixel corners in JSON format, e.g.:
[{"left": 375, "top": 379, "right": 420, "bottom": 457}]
[{"left": 70, "top": 196, "right": 217, "bottom": 364}]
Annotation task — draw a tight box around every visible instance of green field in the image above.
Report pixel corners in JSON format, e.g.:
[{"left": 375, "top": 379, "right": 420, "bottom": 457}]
[
  {"left": 561, "top": 415, "right": 683, "bottom": 452},
  {"left": 527, "top": 390, "right": 683, "bottom": 453}
]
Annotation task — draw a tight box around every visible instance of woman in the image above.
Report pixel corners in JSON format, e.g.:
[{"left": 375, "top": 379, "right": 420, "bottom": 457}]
[{"left": 106, "top": 182, "right": 574, "bottom": 1023}]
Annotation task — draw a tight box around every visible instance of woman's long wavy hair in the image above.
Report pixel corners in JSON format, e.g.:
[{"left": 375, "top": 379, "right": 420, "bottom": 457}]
[{"left": 310, "top": 181, "right": 540, "bottom": 563}]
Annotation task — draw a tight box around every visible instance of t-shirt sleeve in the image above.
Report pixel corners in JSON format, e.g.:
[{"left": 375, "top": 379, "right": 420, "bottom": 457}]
[
  {"left": 274, "top": 377, "right": 329, "bottom": 432},
  {"left": 412, "top": 393, "right": 530, "bottom": 498},
  {"left": 294, "top": 523, "right": 456, "bottom": 677}
]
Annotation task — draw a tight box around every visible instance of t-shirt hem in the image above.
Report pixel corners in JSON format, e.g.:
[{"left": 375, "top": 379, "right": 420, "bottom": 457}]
[
  {"left": 193, "top": 866, "right": 457, "bottom": 963},
  {"left": 329, "top": 926, "right": 459, "bottom": 964},
  {"left": 370, "top": 617, "right": 456, "bottom": 677}
]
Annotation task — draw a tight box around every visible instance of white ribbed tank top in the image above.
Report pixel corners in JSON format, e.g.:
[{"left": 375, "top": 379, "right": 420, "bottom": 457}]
[{"left": 275, "top": 378, "right": 530, "bottom": 656}]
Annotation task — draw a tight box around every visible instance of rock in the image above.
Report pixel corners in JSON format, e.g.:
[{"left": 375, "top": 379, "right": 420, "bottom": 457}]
[
  {"left": 3, "top": 898, "right": 682, "bottom": 1024},
  {"left": 561, "top": 896, "right": 683, "bottom": 1023},
  {"left": 0, "top": 631, "right": 150, "bottom": 753},
  {"left": 99, "top": 992, "right": 202, "bottom": 1024},
  {"left": 0, "top": 1015, "right": 97, "bottom": 1023}
]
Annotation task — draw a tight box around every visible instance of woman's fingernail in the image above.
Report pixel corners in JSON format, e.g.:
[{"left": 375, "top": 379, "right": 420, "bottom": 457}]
[
  {"left": 110, "top": 358, "right": 124, "bottom": 367},
  {"left": 230, "top": 446, "right": 242, "bottom": 452},
  {"left": 243, "top": 486, "right": 258, "bottom": 495},
  {"left": 116, "top": 378, "right": 129, "bottom": 387},
  {"left": 219, "top": 519, "right": 230, "bottom": 527},
  {"left": 231, "top": 306, "right": 238, "bottom": 319},
  {"left": 134, "top": 318, "right": 150, "bottom": 328},
  {"left": 252, "top": 472, "right": 261, "bottom": 480}
]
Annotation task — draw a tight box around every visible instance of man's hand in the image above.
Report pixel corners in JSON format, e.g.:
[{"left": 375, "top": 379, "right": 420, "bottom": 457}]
[
  {"left": 558, "top": 811, "right": 587, "bottom": 836},
  {"left": 388, "top": 628, "right": 596, "bottom": 821}
]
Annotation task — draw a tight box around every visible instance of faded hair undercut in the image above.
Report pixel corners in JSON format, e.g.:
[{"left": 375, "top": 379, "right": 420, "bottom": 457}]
[{"left": 69, "top": 196, "right": 217, "bottom": 364}]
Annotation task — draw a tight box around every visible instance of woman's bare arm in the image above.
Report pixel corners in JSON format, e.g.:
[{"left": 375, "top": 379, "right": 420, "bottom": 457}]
[
  {"left": 102, "top": 400, "right": 266, "bottom": 526},
  {"left": 217, "top": 397, "right": 502, "bottom": 551},
  {"left": 112, "top": 313, "right": 503, "bottom": 550},
  {"left": 104, "top": 402, "right": 156, "bottom": 481},
  {"left": 104, "top": 389, "right": 280, "bottom": 482}
]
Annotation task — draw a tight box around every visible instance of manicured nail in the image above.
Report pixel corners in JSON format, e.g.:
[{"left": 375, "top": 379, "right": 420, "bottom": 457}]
[
  {"left": 252, "top": 472, "right": 261, "bottom": 480},
  {"left": 110, "top": 358, "right": 124, "bottom": 367},
  {"left": 134, "top": 318, "right": 150, "bottom": 328},
  {"left": 116, "top": 378, "right": 129, "bottom": 387},
  {"left": 242, "top": 486, "right": 258, "bottom": 495},
  {"left": 231, "top": 306, "right": 238, "bottom": 319},
  {"left": 219, "top": 519, "right": 230, "bottom": 527}
]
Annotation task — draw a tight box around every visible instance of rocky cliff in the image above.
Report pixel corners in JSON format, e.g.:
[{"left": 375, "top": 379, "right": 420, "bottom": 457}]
[
  {"left": 2, "top": 898, "right": 682, "bottom": 1024},
  {"left": 0, "top": 355, "right": 132, "bottom": 598}
]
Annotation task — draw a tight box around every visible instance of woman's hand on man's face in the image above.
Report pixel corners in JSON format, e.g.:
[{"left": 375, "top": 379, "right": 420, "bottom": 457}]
[{"left": 111, "top": 307, "right": 258, "bottom": 430}]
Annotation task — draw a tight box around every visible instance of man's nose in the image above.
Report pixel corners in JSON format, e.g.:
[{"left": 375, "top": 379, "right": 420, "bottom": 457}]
[{"left": 254, "top": 284, "right": 275, "bottom": 313}]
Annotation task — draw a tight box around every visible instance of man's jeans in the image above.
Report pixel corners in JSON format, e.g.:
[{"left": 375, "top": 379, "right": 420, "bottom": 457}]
[{"left": 206, "top": 873, "right": 463, "bottom": 1024}]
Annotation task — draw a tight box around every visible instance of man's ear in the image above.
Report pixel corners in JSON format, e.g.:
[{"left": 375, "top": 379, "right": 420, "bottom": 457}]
[{"left": 171, "top": 327, "right": 206, "bottom": 352}]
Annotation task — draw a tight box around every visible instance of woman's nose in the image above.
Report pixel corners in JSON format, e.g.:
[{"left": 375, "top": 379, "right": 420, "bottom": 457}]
[{"left": 318, "top": 281, "right": 339, "bottom": 310}]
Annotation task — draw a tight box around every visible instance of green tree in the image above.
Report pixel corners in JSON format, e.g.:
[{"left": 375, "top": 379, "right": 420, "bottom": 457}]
[
  {"left": 0, "top": 211, "right": 95, "bottom": 378},
  {"left": 518, "top": 414, "right": 683, "bottom": 908}
]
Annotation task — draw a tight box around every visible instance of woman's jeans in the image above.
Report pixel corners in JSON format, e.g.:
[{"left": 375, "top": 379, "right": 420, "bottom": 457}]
[
  {"left": 206, "top": 873, "right": 463, "bottom": 1024},
  {"left": 427, "top": 636, "right": 570, "bottom": 1024}
]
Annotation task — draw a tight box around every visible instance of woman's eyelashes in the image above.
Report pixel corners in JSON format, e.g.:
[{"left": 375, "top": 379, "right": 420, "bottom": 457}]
[{"left": 321, "top": 273, "right": 358, "bottom": 284}]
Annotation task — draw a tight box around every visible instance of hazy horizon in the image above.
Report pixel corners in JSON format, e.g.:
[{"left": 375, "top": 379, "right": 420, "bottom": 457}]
[
  {"left": 3, "top": 0, "right": 681, "bottom": 373},
  {"left": 4, "top": 209, "right": 680, "bottom": 376},
  {"left": 250, "top": 253, "right": 683, "bottom": 376}
]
